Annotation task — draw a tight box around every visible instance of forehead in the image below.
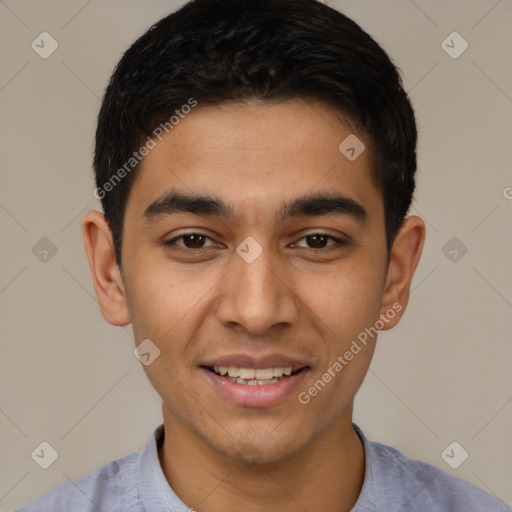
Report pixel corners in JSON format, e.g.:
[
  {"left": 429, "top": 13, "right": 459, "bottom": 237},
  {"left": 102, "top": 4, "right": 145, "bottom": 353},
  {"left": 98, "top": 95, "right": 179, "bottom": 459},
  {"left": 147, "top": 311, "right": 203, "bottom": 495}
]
[{"left": 125, "top": 99, "right": 383, "bottom": 224}]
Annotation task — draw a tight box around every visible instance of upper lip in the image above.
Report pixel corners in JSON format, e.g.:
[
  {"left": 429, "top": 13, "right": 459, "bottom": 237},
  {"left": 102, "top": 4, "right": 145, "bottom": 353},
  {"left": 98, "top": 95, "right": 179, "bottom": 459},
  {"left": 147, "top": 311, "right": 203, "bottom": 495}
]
[{"left": 201, "top": 354, "right": 310, "bottom": 371}]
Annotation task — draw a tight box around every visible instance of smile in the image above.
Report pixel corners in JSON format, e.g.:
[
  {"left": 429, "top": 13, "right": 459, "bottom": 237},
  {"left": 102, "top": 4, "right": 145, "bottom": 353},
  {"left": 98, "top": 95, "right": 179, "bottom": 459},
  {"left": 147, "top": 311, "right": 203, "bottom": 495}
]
[
  {"left": 202, "top": 363, "right": 309, "bottom": 407},
  {"left": 208, "top": 365, "right": 295, "bottom": 385}
]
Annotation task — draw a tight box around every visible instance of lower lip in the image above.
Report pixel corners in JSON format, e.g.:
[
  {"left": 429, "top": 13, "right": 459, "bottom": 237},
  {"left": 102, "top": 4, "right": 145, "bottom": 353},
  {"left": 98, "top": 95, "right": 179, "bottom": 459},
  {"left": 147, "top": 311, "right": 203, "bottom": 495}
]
[{"left": 201, "top": 367, "right": 309, "bottom": 407}]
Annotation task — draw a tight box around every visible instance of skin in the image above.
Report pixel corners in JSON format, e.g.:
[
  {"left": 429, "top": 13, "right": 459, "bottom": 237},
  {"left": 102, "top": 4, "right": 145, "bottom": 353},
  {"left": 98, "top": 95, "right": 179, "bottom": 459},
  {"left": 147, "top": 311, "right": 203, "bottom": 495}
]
[{"left": 83, "top": 98, "right": 425, "bottom": 512}]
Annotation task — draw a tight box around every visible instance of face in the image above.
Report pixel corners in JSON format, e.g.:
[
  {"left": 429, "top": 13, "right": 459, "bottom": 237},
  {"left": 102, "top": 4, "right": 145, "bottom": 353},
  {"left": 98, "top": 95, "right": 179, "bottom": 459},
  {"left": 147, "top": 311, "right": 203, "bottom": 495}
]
[{"left": 89, "top": 99, "right": 418, "bottom": 464}]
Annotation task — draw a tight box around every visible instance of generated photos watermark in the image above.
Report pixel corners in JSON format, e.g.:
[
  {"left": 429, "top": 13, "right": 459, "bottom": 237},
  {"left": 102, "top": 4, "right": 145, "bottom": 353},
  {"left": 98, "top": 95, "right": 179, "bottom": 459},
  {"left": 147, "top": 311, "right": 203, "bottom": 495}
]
[
  {"left": 93, "top": 97, "right": 198, "bottom": 200},
  {"left": 298, "top": 302, "right": 403, "bottom": 405}
]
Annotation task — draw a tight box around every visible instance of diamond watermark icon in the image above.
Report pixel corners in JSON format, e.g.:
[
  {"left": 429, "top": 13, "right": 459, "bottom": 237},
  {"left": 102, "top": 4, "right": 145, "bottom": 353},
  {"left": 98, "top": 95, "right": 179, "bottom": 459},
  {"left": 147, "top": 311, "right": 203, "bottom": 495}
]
[
  {"left": 237, "top": 442, "right": 264, "bottom": 464},
  {"left": 441, "top": 32, "right": 468, "bottom": 59},
  {"left": 31, "top": 32, "right": 59, "bottom": 59},
  {"left": 236, "top": 236, "right": 263, "bottom": 264},
  {"left": 134, "top": 338, "right": 161, "bottom": 366},
  {"left": 442, "top": 237, "right": 468, "bottom": 263},
  {"left": 31, "top": 441, "right": 59, "bottom": 469},
  {"left": 441, "top": 441, "right": 468, "bottom": 469},
  {"left": 338, "top": 134, "right": 365, "bottom": 161},
  {"left": 32, "top": 237, "right": 58, "bottom": 263}
]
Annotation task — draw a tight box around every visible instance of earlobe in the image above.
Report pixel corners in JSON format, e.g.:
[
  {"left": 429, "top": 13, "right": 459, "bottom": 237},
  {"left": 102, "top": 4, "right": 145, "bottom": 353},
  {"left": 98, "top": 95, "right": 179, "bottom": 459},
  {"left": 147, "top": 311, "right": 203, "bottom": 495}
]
[
  {"left": 82, "top": 210, "right": 131, "bottom": 326},
  {"left": 379, "top": 215, "right": 426, "bottom": 330}
]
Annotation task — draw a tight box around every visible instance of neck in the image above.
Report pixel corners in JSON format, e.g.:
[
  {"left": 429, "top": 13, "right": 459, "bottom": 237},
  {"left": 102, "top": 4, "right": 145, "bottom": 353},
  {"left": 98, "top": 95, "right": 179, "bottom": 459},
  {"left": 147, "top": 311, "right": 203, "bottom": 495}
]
[{"left": 157, "top": 409, "right": 365, "bottom": 512}]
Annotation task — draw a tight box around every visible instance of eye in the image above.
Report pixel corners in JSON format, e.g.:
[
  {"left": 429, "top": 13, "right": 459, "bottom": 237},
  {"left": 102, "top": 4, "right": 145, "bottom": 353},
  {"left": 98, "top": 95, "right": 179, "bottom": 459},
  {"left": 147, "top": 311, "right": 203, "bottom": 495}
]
[
  {"left": 292, "top": 233, "right": 347, "bottom": 252},
  {"left": 164, "top": 233, "right": 218, "bottom": 251}
]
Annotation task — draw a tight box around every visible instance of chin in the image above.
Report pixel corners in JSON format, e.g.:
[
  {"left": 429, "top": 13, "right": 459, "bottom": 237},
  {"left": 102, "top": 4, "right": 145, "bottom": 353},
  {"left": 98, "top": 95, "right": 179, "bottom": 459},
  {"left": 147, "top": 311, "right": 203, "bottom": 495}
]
[{"left": 212, "top": 431, "right": 306, "bottom": 466}]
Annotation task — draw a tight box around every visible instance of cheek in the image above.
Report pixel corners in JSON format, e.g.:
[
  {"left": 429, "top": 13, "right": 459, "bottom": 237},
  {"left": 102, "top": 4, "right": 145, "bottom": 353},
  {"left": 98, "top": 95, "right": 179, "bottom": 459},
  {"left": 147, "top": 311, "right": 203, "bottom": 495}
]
[
  {"left": 301, "top": 269, "right": 382, "bottom": 407},
  {"left": 123, "top": 259, "right": 178, "bottom": 342},
  {"left": 300, "top": 261, "right": 385, "bottom": 338},
  {"left": 125, "top": 256, "right": 222, "bottom": 347}
]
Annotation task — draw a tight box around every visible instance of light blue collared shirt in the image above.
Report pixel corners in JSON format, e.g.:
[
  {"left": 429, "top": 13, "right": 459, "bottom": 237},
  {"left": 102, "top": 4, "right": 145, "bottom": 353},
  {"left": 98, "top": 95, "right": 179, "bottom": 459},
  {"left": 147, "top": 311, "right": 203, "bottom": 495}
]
[{"left": 17, "top": 423, "right": 510, "bottom": 511}]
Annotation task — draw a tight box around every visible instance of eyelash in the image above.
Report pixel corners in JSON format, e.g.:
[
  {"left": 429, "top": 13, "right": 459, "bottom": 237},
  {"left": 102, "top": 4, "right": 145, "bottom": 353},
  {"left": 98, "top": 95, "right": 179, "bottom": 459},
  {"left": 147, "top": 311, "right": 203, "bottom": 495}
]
[{"left": 163, "top": 232, "right": 347, "bottom": 254}]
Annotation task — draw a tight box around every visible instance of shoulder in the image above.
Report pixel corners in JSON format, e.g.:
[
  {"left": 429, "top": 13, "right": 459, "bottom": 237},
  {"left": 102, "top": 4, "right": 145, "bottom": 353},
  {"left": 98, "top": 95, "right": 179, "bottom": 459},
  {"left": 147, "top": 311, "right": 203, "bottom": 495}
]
[
  {"left": 16, "top": 450, "right": 142, "bottom": 512},
  {"left": 367, "top": 439, "right": 509, "bottom": 511}
]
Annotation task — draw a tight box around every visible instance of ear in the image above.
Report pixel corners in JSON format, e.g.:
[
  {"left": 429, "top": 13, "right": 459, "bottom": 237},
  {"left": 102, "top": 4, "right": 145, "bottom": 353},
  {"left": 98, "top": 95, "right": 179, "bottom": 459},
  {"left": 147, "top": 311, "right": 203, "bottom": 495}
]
[
  {"left": 82, "top": 210, "right": 131, "bottom": 326},
  {"left": 379, "top": 215, "right": 425, "bottom": 330}
]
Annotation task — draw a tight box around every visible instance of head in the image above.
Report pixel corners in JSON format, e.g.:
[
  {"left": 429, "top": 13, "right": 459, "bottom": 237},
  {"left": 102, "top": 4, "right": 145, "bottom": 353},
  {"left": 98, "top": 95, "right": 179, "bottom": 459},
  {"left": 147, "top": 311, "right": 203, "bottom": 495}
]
[{"left": 84, "top": 0, "right": 425, "bottom": 464}]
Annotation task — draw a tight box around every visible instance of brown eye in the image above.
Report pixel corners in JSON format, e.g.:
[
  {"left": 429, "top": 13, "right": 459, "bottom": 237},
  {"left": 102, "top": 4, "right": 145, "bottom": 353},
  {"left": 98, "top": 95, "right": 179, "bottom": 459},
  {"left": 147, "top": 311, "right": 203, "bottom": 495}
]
[
  {"left": 293, "top": 233, "right": 346, "bottom": 251},
  {"left": 305, "top": 234, "right": 330, "bottom": 249},
  {"left": 180, "top": 234, "right": 207, "bottom": 249},
  {"left": 164, "top": 233, "right": 216, "bottom": 250}
]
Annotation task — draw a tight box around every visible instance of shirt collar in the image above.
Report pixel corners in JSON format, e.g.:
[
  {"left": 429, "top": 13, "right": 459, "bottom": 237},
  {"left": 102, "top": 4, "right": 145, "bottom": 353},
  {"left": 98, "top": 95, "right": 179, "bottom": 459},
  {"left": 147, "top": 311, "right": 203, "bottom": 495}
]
[
  {"left": 137, "top": 424, "right": 190, "bottom": 511},
  {"left": 351, "top": 423, "right": 377, "bottom": 511}
]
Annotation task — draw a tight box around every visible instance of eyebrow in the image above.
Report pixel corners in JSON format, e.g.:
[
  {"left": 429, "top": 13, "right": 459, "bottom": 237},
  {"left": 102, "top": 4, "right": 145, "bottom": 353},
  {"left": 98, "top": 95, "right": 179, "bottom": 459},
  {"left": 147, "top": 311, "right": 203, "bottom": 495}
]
[{"left": 142, "top": 190, "right": 367, "bottom": 224}]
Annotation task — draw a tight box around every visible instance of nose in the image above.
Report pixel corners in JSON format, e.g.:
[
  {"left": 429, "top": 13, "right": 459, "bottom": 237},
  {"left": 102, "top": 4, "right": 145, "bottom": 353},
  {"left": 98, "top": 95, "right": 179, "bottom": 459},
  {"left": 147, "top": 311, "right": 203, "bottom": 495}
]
[{"left": 215, "top": 246, "right": 299, "bottom": 336}]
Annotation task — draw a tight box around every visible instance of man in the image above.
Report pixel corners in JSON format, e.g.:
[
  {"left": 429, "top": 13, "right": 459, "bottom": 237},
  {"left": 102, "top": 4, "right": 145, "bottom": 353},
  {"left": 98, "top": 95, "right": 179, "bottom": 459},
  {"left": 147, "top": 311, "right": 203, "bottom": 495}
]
[{"left": 17, "top": 0, "right": 509, "bottom": 510}]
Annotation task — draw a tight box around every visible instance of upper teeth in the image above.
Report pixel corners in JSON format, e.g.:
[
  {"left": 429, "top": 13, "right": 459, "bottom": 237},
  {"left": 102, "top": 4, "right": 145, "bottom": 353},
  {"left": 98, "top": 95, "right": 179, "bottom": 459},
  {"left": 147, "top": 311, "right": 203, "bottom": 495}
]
[{"left": 214, "top": 366, "right": 293, "bottom": 379}]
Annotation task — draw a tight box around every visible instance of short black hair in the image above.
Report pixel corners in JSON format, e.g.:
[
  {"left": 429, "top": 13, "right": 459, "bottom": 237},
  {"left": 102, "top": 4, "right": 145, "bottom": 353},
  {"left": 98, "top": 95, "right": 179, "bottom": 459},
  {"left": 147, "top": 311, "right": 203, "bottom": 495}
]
[{"left": 93, "top": 0, "right": 417, "bottom": 268}]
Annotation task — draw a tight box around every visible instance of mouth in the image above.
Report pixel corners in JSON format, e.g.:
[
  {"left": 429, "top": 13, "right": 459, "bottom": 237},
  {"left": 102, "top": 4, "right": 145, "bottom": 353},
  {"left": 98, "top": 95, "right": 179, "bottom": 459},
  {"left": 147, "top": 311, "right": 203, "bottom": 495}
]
[
  {"left": 204, "top": 365, "right": 306, "bottom": 385},
  {"left": 200, "top": 357, "right": 310, "bottom": 407}
]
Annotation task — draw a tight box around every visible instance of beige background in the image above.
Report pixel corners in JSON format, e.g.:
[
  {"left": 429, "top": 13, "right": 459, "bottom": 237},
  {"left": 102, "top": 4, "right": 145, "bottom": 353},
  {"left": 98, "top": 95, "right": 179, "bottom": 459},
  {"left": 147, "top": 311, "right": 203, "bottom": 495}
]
[{"left": 1, "top": 0, "right": 511, "bottom": 510}]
